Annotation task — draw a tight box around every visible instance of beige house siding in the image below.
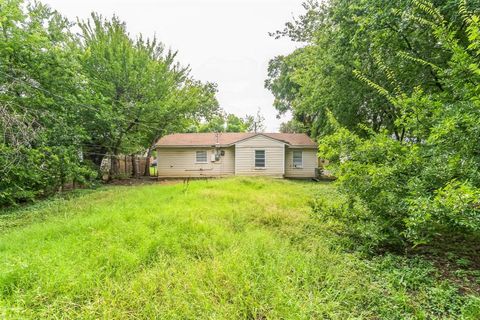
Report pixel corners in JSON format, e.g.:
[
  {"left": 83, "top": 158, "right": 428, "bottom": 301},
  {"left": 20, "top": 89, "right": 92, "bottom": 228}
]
[
  {"left": 234, "top": 135, "right": 285, "bottom": 177},
  {"left": 156, "top": 147, "right": 235, "bottom": 178},
  {"left": 284, "top": 148, "right": 318, "bottom": 178}
]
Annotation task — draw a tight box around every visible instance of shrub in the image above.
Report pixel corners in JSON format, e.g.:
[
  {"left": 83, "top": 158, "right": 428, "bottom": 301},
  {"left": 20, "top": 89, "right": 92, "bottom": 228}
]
[
  {"left": 315, "top": 1, "right": 480, "bottom": 250},
  {"left": 0, "top": 145, "right": 96, "bottom": 206}
]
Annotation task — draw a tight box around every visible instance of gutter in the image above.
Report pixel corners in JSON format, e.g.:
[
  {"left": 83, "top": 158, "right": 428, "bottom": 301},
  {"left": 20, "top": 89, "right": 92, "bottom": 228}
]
[{"left": 156, "top": 144, "right": 318, "bottom": 149}]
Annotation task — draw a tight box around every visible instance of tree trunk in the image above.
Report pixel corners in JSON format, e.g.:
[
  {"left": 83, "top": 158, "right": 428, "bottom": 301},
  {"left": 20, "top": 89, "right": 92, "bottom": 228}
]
[
  {"left": 144, "top": 147, "right": 152, "bottom": 176},
  {"left": 144, "top": 135, "right": 159, "bottom": 176},
  {"left": 131, "top": 154, "right": 138, "bottom": 178},
  {"left": 109, "top": 155, "right": 119, "bottom": 181}
]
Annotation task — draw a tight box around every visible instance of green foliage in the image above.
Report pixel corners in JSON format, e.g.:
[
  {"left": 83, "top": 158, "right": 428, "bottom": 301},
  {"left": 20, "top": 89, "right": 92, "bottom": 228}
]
[
  {"left": 0, "top": 0, "right": 97, "bottom": 206},
  {"left": 0, "top": 178, "right": 477, "bottom": 318},
  {"left": 192, "top": 109, "right": 266, "bottom": 133},
  {"left": 0, "top": 0, "right": 219, "bottom": 205},
  {"left": 314, "top": 1, "right": 480, "bottom": 248},
  {"left": 266, "top": 0, "right": 480, "bottom": 138},
  {"left": 279, "top": 119, "right": 306, "bottom": 133},
  {"left": 77, "top": 13, "right": 219, "bottom": 166},
  {"left": 0, "top": 145, "right": 96, "bottom": 206}
]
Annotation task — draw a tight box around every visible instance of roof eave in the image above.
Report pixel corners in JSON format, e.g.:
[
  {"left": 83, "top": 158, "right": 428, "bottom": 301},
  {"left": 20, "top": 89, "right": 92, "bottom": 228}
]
[
  {"left": 156, "top": 144, "right": 318, "bottom": 149},
  {"left": 286, "top": 145, "right": 318, "bottom": 149},
  {"left": 155, "top": 144, "right": 231, "bottom": 148}
]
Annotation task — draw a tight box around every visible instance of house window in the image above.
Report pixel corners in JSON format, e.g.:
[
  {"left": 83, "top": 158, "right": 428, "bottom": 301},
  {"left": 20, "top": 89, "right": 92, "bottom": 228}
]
[
  {"left": 255, "top": 150, "right": 266, "bottom": 168},
  {"left": 196, "top": 151, "right": 208, "bottom": 163},
  {"left": 293, "top": 150, "right": 303, "bottom": 168}
]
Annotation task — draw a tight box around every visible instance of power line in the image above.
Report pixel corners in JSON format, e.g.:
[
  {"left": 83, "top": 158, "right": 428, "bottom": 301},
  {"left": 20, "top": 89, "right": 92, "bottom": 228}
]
[
  {"left": 0, "top": 68, "right": 175, "bottom": 134},
  {"left": 1, "top": 98, "right": 149, "bottom": 154},
  {"left": 0, "top": 68, "right": 216, "bottom": 156}
]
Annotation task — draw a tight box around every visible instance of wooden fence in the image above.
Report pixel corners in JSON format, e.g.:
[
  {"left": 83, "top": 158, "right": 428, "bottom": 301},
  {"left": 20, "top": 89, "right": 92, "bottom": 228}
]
[{"left": 101, "top": 155, "right": 151, "bottom": 179}]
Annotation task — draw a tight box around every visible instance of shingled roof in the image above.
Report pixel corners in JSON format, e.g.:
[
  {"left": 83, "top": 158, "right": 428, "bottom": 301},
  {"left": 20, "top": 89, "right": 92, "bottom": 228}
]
[{"left": 155, "top": 133, "right": 317, "bottom": 148}]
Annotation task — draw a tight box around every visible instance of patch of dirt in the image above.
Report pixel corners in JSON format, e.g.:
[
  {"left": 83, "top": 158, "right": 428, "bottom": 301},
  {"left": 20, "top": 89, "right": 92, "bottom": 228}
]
[
  {"left": 156, "top": 179, "right": 185, "bottom": 186},
  {"left": 107, "top": 177, "right": 185, "bottom": 186},
  {"left": 408, "top": 235, "right": 480, "bottom": 295}
]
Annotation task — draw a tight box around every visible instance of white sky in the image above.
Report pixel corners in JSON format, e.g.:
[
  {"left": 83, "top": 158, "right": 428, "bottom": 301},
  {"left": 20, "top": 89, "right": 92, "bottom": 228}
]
[{"left": 41, "top": 0, "right": 305, "bottom": 132}]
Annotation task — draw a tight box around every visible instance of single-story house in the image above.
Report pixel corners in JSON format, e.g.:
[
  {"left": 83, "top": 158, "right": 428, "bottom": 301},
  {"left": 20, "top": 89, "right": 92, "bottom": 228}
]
[{"left": 155, "top": 132, "right": 318, "bottom": 178}]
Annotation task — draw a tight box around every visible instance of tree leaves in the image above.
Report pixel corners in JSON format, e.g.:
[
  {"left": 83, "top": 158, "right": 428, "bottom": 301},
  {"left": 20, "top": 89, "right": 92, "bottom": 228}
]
[
  {"left": 273, "top": 0, "right": 480, "bottom": 247},
  {"left": 0, "top": 0, "right": 219, "bottom": 204}
]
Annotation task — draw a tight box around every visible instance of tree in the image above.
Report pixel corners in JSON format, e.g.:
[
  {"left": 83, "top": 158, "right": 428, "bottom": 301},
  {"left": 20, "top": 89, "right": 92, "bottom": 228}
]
[
  {"left": 0, "top": 0, "right": 95, "bottom": 205},
  {"left": 316, "top": 0, "right": 480, "bottom": 248},
  {"left": 194, "top": 109, "right": 265, "bottom": 133},
  {"left": 279, "top": 120, "right": 305, "bottom": 133},
  {"left": 77, "top": 14, "right": 219, "bottom": 178},
  {"left": 0, "top": 0, "right": 219, "bottom": 204},
  {"left": 246, "top": 108, "right": 266, "bottom": 133},
  {"left": 138, "top": 80, "right": 219, "bottom": 176},
  {"left": 266, "top": 0, "right": 480, "bottom": 139}
]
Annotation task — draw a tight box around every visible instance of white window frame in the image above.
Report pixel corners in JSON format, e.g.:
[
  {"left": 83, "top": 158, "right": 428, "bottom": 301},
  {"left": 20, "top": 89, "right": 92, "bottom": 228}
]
[
  {"left": 293, "top": 150, "right": 303, "bottom": 168},
  {"left": 254, "top": 149, "right": 266, "bottom": 169},
  {"left": 195, "top": 150, "right": 208, "bottom": 164}
]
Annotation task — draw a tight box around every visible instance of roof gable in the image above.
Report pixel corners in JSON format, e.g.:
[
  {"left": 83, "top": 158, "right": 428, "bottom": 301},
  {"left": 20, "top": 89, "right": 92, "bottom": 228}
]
[{"left": 233, "top": 133, "right": 288, "bottom": 146}]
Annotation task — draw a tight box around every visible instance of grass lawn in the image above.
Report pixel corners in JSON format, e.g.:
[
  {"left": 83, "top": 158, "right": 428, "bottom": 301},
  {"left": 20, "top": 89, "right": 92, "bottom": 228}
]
[{"left": 0, "top": 178, "right": 479, "bottom": 319}]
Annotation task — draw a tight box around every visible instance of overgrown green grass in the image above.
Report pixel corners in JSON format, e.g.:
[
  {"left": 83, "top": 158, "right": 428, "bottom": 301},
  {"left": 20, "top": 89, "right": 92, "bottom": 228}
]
[{"left": 0, "top": 178, "right": 478, "bottom": 319}]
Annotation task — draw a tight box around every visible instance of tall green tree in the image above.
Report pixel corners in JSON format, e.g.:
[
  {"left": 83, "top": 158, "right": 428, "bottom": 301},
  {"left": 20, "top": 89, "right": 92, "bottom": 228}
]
[
  {"left": 193, "top": 109, "right": 265, "bottom": 133},
  {"left": 77, "top": 13, "right": 219, "bottom": 178},
  {"left": 266, "top": 0, "right": 480, "bottom": 139},
  {"left": 314, "top": 0, "right": 480, "bottom": 248},
  {"left": 0, "top": 0, "right": 95, "bottom": 205},
  {"left": 279, "top": 120, "right": 305, "bottom": 133},
  {"left": 0, "top": 0, "right": 219, "bottom": 204}
]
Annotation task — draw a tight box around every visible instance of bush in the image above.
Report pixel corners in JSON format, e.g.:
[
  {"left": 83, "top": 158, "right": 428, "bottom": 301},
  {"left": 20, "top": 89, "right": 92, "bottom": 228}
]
[
  {"left": 317, "top": 123, "right": 480, "bottom": 249},
  {"left": 0, "top": 145, "right": 96, "bottom": 207},
  {"left": 315, "top": 2, "right": 480, "bottom": 250}
]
